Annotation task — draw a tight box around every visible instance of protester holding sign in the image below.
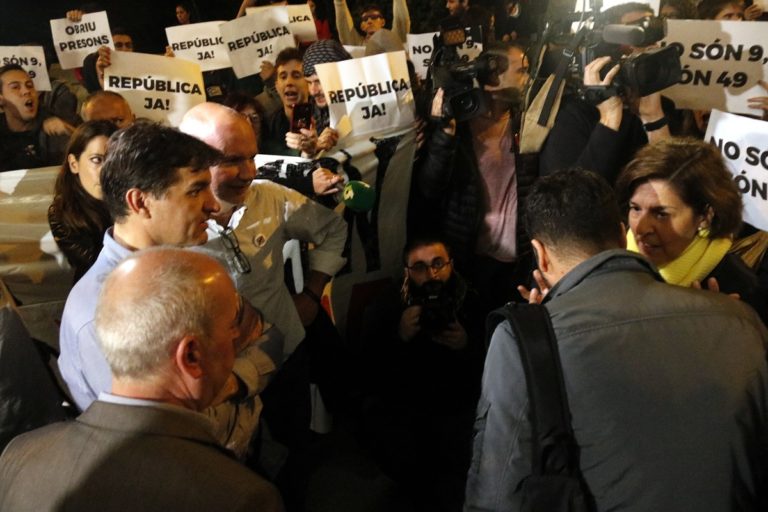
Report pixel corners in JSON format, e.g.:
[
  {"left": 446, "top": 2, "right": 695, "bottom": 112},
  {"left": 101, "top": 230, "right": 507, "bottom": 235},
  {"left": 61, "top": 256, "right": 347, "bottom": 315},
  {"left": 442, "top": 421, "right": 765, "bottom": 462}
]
[
  {"left": 334, "top": 0, "right": 410, "bottom": 46},
  {"left": 616, "top": 137, "right": 768, "bottom": 323},
  {"left": 303, "top": 40, "right": 352, "bottom": 150}
]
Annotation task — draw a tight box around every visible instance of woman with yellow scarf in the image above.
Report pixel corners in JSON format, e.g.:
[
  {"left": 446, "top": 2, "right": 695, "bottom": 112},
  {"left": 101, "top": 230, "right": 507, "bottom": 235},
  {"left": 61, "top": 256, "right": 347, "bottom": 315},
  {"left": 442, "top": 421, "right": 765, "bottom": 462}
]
[{"left": 616, "top": 138, "right": 767, "bottom": 323}]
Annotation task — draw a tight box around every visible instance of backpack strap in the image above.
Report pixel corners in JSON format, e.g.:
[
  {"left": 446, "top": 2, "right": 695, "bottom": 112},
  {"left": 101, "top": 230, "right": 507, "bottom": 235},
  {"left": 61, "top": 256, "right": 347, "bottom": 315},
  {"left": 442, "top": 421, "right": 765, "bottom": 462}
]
[{"left": 486, "top": 303, "right": 580, "bottom": 476}]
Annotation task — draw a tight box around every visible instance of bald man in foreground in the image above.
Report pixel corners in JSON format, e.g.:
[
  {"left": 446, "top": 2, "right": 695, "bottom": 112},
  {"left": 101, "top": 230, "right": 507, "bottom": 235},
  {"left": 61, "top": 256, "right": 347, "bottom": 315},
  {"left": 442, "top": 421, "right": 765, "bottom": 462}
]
[{"left": 0, "top": 249, "right": 283, "bottom": 512}]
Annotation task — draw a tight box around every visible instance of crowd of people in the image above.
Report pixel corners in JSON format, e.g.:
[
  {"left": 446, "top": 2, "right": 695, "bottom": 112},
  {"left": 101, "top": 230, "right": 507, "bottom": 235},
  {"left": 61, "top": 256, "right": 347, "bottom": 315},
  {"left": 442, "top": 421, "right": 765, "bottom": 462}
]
[{"left": 1, "top": 0, "right": 768, "bottom": 511}]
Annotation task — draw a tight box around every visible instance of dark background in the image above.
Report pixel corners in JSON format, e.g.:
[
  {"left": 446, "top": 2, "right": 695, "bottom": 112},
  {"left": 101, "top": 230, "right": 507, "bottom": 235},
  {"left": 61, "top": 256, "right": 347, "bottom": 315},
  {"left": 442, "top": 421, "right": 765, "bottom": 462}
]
[{"left": 0, "top": 0, "right": 457, "bottom": 64}]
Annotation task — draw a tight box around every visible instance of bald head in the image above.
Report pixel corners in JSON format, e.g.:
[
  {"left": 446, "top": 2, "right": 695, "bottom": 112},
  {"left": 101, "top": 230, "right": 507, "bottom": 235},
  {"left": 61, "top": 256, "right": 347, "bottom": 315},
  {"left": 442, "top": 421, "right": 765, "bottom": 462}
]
[
  {"left": 82, "top": 91, "right": 135, "bottom": 129},
  {"left": 180, "top": 102, "right": 258, "bottom": 206},
  {"left": 95, "top": 247, "right": 240, "bottom": 409}
]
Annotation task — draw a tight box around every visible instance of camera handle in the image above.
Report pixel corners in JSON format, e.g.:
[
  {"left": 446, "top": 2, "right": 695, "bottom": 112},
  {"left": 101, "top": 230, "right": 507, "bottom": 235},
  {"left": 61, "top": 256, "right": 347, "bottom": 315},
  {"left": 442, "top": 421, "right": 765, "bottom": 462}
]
[{"left": 581, "top": 85, "right": 620, "bottom": 106}]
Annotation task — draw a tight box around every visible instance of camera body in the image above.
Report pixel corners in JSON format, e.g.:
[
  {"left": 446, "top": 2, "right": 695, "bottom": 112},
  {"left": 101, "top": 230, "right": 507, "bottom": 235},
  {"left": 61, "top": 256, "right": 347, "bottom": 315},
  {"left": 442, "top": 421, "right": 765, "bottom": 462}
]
[
  {"left": 581, "top": 16, "right": 681, "bottom": 103},
  {"left": 408, "top": 280, "right": 457, "bottom": 335},
  {"left": 429, "top": 20, "right": 508, "bottom": 122}
]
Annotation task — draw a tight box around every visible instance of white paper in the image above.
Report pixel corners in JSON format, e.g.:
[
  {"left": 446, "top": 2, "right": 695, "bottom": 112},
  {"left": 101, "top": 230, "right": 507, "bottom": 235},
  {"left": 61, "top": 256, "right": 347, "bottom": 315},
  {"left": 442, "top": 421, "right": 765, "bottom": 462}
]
[
  {"left": 220, "top": 12, "right": 296, "bottom": 78},
  {"left": 103, "top": 51, "right": 205, "bottom": 126},
  {"left": 661, "top": 20, "right": 768, "bottom": 115},
  {"left": 406, "top": 33, "right": 437, "bottom": 80},
  {"left": 165, "top": 21, "right": 231, "bottom": 72},
  {"left": 704, "top": 110, "right": 768, "bottom": 231},
  {"left": 0, "top": 46, "right": 51, "bottom": 91},
  {"left": 343, "top": 45, "right": 366, "bottom": 59},
  {"left": 315, "top": 51, "right": 415, "bottom": 137},
  {"left": 247, "top": 5, "right": 318, "bottom": 42},
  {"left": 50, "top": 11, "right": 113, "bottom": 69}
]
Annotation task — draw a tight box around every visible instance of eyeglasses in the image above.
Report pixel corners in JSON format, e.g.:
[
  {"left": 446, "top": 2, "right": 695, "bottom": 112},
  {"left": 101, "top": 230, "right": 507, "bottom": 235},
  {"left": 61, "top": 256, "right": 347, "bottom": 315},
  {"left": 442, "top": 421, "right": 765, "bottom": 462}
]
[
  {"left": 407, "top": 258, "right": 451, "bottom": 275},
  {"left": 220, "top": 227, "right": 251, "bottom": 274},
  {"left": 361, "top": 13, "right": 383, "bottom": 22}
]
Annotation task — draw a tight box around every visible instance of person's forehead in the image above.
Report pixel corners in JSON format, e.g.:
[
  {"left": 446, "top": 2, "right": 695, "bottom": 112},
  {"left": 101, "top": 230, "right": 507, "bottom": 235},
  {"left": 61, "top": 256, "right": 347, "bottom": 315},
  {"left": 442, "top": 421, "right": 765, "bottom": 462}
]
[
  {"left": 409, "top": 243, "right": 449, "bottom": 262},
  {"left": 1, "top": 69, "right": 32, "bottom": 86},
  {"left": 362, "top": 8, "right": 383, "bottom": 16},
  {"left": 278, "top": 60, "right": 303, "bottom": 74},
  {"left": 113, "top": 34, "right": 133, "bottom": 42}
]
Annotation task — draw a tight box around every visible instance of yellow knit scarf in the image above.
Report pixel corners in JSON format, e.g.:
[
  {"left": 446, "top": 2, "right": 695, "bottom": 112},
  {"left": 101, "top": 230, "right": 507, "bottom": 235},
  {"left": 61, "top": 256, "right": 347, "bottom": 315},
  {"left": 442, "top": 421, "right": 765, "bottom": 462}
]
[{"left": 627, "top": 230, "right": 732, "bottom": 287}]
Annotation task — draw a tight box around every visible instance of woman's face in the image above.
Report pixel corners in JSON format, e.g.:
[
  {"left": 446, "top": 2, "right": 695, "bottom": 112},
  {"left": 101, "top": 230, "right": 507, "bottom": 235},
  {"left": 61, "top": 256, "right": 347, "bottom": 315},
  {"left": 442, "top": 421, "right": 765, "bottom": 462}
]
[
  {"left": 176, "top": 5, "right": 191, "bottom": 24},
  {"left": 714, "top": 3, "right": 744, "bottom": 20},
  {"left": 629, "top": 179, "right": 707, "bottom": 266},
  {"left": 68, "top": 135, "right": 109, "bottom": 200}
]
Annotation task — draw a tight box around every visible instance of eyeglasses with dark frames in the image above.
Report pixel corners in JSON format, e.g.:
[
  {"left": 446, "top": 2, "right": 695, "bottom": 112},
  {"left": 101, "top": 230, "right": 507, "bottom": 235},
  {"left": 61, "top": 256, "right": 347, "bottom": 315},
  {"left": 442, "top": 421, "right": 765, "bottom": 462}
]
[
  {"left": 406, "top": 258, "right": 451, "bottom": 275},
  {"left": 220, "top": 227, "right": 251, "bottom": 274}
]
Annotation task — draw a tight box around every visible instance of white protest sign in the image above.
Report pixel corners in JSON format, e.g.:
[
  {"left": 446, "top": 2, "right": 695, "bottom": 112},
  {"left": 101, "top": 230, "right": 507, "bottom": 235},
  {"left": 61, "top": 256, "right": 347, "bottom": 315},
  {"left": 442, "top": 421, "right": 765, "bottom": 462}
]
[
  {"left": 220, "top": 12, "right": 295, "bottom": 78},
  {"left": 406, "top": 29, "right": 482, "bottom": 80},
  {"left": 166, "top": 21, "right": 231, "bottom": 72},
  {"left": 574, "top": 0, "right": 659, "bottom": 13},
  {"left": 0, "top": 47, "right": 51, "bottom": 91},
  {"left": 407, "top": 33, "right": 436, "bottom": 80},
  {"left": 50, "top": 11, "right": 112, "bottom": 70},
  {"left": 705, "top": 110, "right": 768, "bottom": 231},
  {"left": 104, "top": 52, "right": 204, "bottom": 126},
  {"left": 661, "top": 20, "right": 768, "bottom": 115},
  {"left": 315, "top": 51, "right": 414, "bottom": 137},
  {"left": 247, "top": 5, "right": 318, "bottom": 42}
]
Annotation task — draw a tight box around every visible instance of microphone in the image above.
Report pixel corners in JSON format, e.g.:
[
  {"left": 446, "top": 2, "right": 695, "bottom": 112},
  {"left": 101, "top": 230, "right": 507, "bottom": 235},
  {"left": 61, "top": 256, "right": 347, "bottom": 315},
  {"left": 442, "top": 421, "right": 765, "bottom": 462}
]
[
  {"left": 602, "top": 24, "right": 646, "bottom": 46},
  {"left": 340, "top": 181, "right": 375, "bottom": 212}
]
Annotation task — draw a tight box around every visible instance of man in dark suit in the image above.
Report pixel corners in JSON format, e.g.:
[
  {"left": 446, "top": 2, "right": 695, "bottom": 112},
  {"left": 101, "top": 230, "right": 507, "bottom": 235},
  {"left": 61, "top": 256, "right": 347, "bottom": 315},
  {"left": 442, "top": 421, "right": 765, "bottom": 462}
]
[{"left": 0, "top": 248, "right": 284, "bottom": 512}]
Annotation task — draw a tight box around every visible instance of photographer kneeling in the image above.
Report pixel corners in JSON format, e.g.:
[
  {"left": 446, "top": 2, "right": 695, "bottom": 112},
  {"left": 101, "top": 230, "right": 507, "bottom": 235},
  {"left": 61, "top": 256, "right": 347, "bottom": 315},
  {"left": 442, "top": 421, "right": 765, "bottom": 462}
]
[
  {"left": 358, "top": 237, "right": 485, "bottom": 511},
  {"left": 539, "top": 2, "right": 675, "bottom": 183}
]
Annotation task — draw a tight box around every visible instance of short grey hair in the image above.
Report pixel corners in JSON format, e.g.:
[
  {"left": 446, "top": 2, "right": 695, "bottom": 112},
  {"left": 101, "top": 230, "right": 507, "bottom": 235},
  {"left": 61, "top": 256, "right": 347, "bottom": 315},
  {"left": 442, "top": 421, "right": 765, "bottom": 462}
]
[{"left": 95, "top": 247, "right": 217, "bottom": 379}]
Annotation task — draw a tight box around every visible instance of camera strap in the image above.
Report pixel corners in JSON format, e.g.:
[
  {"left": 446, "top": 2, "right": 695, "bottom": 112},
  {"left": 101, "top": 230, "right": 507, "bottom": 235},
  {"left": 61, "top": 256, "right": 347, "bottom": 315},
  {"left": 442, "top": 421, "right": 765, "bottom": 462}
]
[{"left": 537, "top": 27, "right": 588, "bottom": 127}]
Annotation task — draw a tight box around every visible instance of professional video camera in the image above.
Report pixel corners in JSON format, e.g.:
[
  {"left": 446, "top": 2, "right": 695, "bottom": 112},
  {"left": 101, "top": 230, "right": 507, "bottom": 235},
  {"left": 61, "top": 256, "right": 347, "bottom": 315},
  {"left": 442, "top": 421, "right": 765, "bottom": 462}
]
[
  {"left": 428, "top": 18, "right": 508, "bottom": 122},
  {"left": 580, "top": 14, "right": 682, "bottom": 103},
  {"left": 407, "top": 280, "right": 458, "bottom": 335}
]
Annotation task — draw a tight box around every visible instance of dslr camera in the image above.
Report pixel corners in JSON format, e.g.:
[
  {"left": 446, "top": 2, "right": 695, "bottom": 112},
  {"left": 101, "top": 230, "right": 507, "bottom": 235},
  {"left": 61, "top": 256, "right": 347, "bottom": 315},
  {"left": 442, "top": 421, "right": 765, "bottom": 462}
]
[
  {"left": 407, "top": 280, "right": 458, "bottom": 335},
  {"left": 429, "top": 18, "right": 508, "bottom": 122}
]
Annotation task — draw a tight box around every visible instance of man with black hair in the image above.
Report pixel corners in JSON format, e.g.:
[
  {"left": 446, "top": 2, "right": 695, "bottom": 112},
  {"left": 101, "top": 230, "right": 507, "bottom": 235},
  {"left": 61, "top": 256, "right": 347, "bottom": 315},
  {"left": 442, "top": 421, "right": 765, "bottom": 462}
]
[
  {"left": 59, "top": 122, "right": 276, "bottom": 458},
  {"left": 465, "top": 169, "right": 768, "bottom": 512},
  {"left": 359, "top": 236, "right": 484, "bottom": 511},
  {"left": 334, "top": 0, "right": 410, "bottom": 46},
  {"left": 0, "top": 64, "right": 72, "bottom": 172}
]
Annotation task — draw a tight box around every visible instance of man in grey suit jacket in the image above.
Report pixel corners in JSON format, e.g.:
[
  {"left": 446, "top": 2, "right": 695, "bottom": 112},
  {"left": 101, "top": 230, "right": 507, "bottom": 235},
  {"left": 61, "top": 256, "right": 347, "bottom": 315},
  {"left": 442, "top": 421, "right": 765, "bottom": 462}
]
[{"left": 0, "top": 248, "right": 284, "bottom": 512}]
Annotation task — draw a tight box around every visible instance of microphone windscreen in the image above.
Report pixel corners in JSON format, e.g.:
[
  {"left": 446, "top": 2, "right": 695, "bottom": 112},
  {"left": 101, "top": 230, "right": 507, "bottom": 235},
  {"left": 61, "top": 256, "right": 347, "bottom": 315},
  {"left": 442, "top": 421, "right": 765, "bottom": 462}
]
[{"left": 341, "top": 181, "right": 375, "bottom": 212}]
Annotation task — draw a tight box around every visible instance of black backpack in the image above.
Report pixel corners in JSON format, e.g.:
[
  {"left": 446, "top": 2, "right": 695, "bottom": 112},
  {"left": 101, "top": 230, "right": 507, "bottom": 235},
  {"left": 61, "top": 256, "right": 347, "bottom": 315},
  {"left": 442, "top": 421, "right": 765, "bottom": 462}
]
[{"left": 487, "top": 302, "right": 595, "bottom": 512}]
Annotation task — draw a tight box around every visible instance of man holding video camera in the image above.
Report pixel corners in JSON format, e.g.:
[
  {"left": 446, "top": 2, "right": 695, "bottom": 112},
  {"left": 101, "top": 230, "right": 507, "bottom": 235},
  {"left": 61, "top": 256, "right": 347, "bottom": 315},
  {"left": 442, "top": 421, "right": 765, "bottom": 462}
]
[
  {"left": 539, "top": 2, "right": 674, "bottom": 183},
  {"left": 415, "top": 42, "right": 534, "bottom": 315}
]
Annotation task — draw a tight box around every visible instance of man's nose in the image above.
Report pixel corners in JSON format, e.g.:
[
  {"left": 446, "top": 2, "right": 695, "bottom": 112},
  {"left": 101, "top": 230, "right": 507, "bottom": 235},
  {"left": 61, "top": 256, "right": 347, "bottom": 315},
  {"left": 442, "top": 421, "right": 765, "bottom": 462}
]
[{"left": 204, "top": 189, "right": 221, "bottom": 214}]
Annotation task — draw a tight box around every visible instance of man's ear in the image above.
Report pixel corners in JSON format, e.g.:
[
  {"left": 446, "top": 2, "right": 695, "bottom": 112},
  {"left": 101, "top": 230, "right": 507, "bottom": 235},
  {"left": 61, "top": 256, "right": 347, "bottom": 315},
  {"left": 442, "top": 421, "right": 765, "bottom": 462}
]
[
  {"left": 175, "top": 335, "right": 204, "bottom": 380},
  {"left": 125, "top": 188, "right": 152, "bottom": 218},
  {"left": 531, "top": 238, "right": 549, "bottom": 273}
]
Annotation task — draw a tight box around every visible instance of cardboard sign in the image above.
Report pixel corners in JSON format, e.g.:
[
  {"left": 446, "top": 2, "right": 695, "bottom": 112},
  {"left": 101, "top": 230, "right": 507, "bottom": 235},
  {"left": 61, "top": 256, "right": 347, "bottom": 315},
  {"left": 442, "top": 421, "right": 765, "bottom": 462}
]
[
  {"left": 704, "top": 110, "right": 768, "bottom": 231},
  {"left": 50, "top": 11, "right": 112, "bottom": 69},
  {"left": 315, "top": 51, "right": 415, "bottom": 137},
  {"left": 247, "top": 4, "right": 318, "bottom": 43},
  {"left": 104, "top": 51, "right": 205, "bottom": 126},
  {"left": 220, "top": 12, "right": 295, "bottom": 78},
  {"left": 166, "top": 21, "right": 231, "bottom": 72},
  {"left": 0, "top": 46, "right": 51, "bottom": 91},
  {"left": 661, "top": 20, "right": 768, "bottom": 115}
]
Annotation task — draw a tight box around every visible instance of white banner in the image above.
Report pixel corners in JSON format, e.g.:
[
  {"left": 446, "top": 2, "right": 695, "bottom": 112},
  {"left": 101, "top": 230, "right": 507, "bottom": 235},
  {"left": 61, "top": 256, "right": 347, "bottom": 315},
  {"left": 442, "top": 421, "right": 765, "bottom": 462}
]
[
  {"left": 661, "top": 20, "right": 768, "bottom": 115},
  {"left": 0, "top": 47, "right": 51, "bottom": 91},
  {"left": 166, "top": 21, "right": 231, "bottom": 72},
  {"left": 50, "top": 11, "right": 112, "bottom": 70},
  {"left": 574, "top": 0, "right": 660, "bottom": 13},
  {"left": 704, "top": 109, "right": 768, "bottom": 231},
  {"left": 315, "top": 51, "right": 415, "bottom": 137},
  {"left": 220, "top": 12, "right": 295, "bottom": 78},
  {"left": 246, "top": 4, "right": 318, "bottom": 42},
  {"left": 104, "top": 52, "right": 205, "bottom": 126}
]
